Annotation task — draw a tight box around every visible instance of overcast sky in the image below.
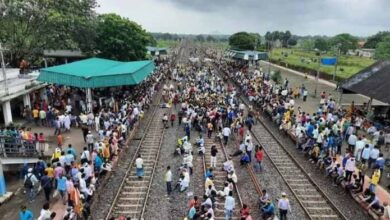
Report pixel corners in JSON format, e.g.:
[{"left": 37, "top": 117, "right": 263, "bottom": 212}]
[{"left": 96, "top": 0, "right": 389, "bottom": 36}]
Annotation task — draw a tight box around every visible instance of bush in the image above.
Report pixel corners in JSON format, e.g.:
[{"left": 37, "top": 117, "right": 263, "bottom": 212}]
[{"left": 271, "top": 70, "right": 282, "bottom": 84}]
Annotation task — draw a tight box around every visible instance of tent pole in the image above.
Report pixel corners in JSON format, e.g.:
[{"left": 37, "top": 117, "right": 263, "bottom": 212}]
[
  {"left": 367, "top": 97, "right": 373, "bottom": 111},
  {"left": 86, "top": 88, "right": 92, "bottom": 113},
  {"left": 338, "top": 89, "right": 343, "bottom": 108}
]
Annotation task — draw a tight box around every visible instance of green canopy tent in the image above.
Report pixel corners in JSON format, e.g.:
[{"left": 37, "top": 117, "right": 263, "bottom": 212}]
[{"left": 38, "top": 57, "right": 155, "bottom": 112}]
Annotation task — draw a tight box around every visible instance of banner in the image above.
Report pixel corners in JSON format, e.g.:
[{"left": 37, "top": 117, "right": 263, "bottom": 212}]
[{"left": 321, "top": 57, "right": 337, "bottom": 65}]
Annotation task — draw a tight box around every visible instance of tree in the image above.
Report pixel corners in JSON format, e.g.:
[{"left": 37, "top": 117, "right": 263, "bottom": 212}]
[
  {"left": 206, "top": 35, "right": 216, "bottom": 42},
  {"left": 287, "top": 38, "right": 297, "bottom": 46},
  {"left": 96, "top": 13, "right": 153, "bottom": 61},
  {"left": 228, "top": 32, "right": 256, "bottom": 50},
  {"left": 365, "top": 31, "right": 390, "bottom": 49},
  {"left": 250, "top": 33, "right": 262, "bottom": 50},
  {"left": 0, "top": 0, "right": 98, "bottom": 66},
  {"left": 330, "top": 33, "right": 358, "bottom": 54},
  {"left": 281, "top": 31, "right": 292, "bottom": 47},
  {"left": 265, "top": 31, "right": 272, "bottom": 42},
  {"left": 300, "top": 39, "right": 315, "bottom": 51},
  {"left": 271, "top": 70, "right": 282, "bottom": 84},
  {"left": 375, "top": 36, "right": 390, "bottom": 59},
  {"left": 196, "top": 35, "right": 205, "bottom": 42},
  {"left": 314, "top": 38, "right": 329, "bottom": 51},
  {"left": 271, "top": 31, "right": 281, "bottom": 41}
]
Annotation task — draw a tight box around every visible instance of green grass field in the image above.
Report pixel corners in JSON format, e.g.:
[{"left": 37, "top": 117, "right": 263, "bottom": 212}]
[
  {"left": 157, "top": 40, "right": 179, "bottom": 48},
  {"left": 271, "top": 48, "right": 375, "bottom": 79}
]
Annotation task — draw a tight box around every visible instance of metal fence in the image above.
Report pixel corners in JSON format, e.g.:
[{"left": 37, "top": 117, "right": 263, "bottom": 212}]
[{"left": 0, "top": 136, "right": 39, "bottom": 157}]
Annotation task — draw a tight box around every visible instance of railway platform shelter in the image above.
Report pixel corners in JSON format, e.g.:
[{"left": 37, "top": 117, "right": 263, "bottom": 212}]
[
  {"left": 340, "top": 60, "right": 390, "bottom": 125},
  {"left": 0, "top": 57, "right": 155, "bottom": 200},
  {"left": 224, "top": 49, "right": 268, "bottom": 61},
  {"left": 37, "top": 57, "right": 155, "bottom": 112},
  {"left": 146, "top": 46, "right": 168, "bottom": 56}
]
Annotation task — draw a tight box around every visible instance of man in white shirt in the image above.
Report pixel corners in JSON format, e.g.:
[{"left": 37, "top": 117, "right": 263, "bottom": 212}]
[
  {"left": 86, "top": 131, "right": 94, "bottom": 152},
  {"left": 278, "top": 192, "right": 291, "bottom": 220},
  {"left": 348, "top": 133, "right": 357, "bottom": 153},
  {"left": 222, "top": 126, "right": 231, "bottom": 145},
  {"left": 164, "top": 166, "right": 172, "bottom": 195},
  {"left": 345, "top": 156, "right": 356, "bottom": 182},
  {"left": 369, "top": 147, "right": 380, "bottom": 168},
  {"left": 354, "top": 137, "right": 365, "bottom": 161},
  {"left": 224, "top": 191, "right": 235, "bottom": 220}
]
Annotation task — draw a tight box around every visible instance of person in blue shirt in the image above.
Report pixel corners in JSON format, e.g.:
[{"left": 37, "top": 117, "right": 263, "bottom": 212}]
[
  {"left": 188, "top": 205, "right": 197, "bottom": 220},
  {"left": 204, "top": 168, "right": 213, "bottom": 179},
  {"left": 240, "top": 152, "right": 250, "bottom": 166},
  {"left": 94, "top": 154, "right": 103, "bottom": 173},
  {"left": 261, "top": 200, "right": 275, "bottom": 219},
  {"left": 57, "top": 174, "right": 67, "bottom": 204},
  {"left": 67, "top": 144, "right": 77, "bottom": 160},
  {"left": 19, "top": 205, "right": 33, "bottom": 220},
  {"left": 185, "top": 124, "right": 191, "bottom": 140}
]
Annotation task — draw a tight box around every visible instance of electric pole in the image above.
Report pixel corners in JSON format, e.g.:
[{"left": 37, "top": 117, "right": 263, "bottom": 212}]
[{"left": 0, "top": 43, "right": 9, "bottom": 95}]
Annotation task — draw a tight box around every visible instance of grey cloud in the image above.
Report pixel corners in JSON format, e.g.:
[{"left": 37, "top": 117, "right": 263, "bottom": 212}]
[
  {"left": 97, "top": 0, "right": 390, "bottom": 36},
  {"left": 162, "top": 0, "right": 390, "bottom": 36}
]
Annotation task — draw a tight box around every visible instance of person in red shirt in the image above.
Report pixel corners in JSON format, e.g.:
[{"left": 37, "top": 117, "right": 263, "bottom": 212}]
[
  {"left": 239, "top": 124, "right": 245, "bottom": 141},
  {"left": 170, "top": 113, "right": 176, "bottom": 127},
  {"left": 240, "top": 203, "right": 250, "bottom": 220},
  {"left": 38, "top": 133, "right": 45, "bottom": 153},
  {"left": 255, "top": 145, "right": 264, "bottom": 172}
]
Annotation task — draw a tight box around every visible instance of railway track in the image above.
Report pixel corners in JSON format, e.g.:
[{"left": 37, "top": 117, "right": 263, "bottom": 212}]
[
  {"left": 236, "top": 90, "right": 347, "bottom": 220},
  {"left": 202, "top": 135, "right": 243, "bottom": 220},
  {"left": 198, "top": 45, "right": 347, "bottom": 219},
  {"left": 105, "top": 105, "right": 168, "bottom": 219}
]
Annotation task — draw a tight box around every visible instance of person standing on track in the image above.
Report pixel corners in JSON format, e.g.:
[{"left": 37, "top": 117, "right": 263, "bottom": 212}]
[
  {"left": 170, "top": 112, "right": 176, "bottom": 127},
  {"left": 164, "top": 166, "right": 172, "bottom": 195},
  {"left": 222, "top": 126, "right": 231, "bottom": 145},
  {"left": 224, "top": 191, "right": 235, "bottom": 220},
  {"left": 245, "top": 139, "right": 253, "bottom": 163},
  {"left": 162, "top": 113, "right": 169, "bottom": 129},
  {"left": 207, "top": 121, "right": 214, "bottom": 138},
  {"left": 135, "top": 154, "right": 144, "bottom": 179},
  {"left": 255, "top": 145, "right": 264, "bottom": 172},
  {"left": 210, "top": 145, "right": 218, "bottom": 168},
  {"left": 277, "top": 192, "right": 291, "bottom": 220}
]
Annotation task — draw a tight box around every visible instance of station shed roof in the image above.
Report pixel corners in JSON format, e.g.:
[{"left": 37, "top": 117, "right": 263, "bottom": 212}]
[
  {"left": 225, "top": 49, "right": 268, "bottom": 60},
  {"left": 341, "top": 60, "right": 390, "bottom": 104},
  {"left": 146, "top": 46, "right": 168, "bottom": 55},
  {"left": 43, "top": 49, "right": 86, "bottom": 58},
  {"left": 38, "top": 57, "right": 155, "bottom": 88}
]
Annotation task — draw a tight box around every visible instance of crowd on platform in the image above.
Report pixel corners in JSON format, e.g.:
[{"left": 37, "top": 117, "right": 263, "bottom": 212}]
[{"left": 17, "top": 59, "right": 170, "bottom": 220}]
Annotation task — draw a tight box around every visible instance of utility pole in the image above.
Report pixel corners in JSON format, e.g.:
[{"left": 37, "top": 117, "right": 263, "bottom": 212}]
[
  {"left": 333, "top": 44, "right": 341, "bottom": 81},
  {"left": 267, "top": 35, "right": 274, "bottom": 76},
  {"left": 314, "top": 50, "right": 321, "bottom": 97},
  {"left": 0, "top": 43, "right": 9, "bottom": 95}
]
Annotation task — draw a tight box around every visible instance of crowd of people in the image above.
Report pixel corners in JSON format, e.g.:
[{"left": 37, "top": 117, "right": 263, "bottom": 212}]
[
  {"left": 14, "top": 45, "right": 390, "bottom": 220},
  {"left": 16, "top": 58, "right": 171, "bottom": 220},
  {"left": 146, "top": 47, "right": 293, "bottom": 220},
  {"left": 218, "top": 53, "right": 390, "bottom": 217}
]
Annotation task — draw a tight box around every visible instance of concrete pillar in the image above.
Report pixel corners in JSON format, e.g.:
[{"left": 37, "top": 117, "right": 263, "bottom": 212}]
[
  {"left": 0, "top": 159, "right": 6, "bottom": 196},
  {"left": 40, "top": 88, "right": 47, "bottom": 102},
  {"left": 86, "top": 88, "right": 92, "bottom": 113},
  {"left": 2, "top": 101, "right": 12, "bottom": 125},
  {"left": 22, "top": 93, "right": 31, "bottom": 108}
]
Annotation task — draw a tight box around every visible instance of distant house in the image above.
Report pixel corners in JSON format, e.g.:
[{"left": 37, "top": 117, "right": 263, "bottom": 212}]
[
  {"left": 356, "top": 49, "right": 375, "bottom": 58},
  {"left": 357, "top": 41, "right": 366, "bottom": 48},
  {"left": 347, "top": 48, "right": 375, "bottom": 58}
]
